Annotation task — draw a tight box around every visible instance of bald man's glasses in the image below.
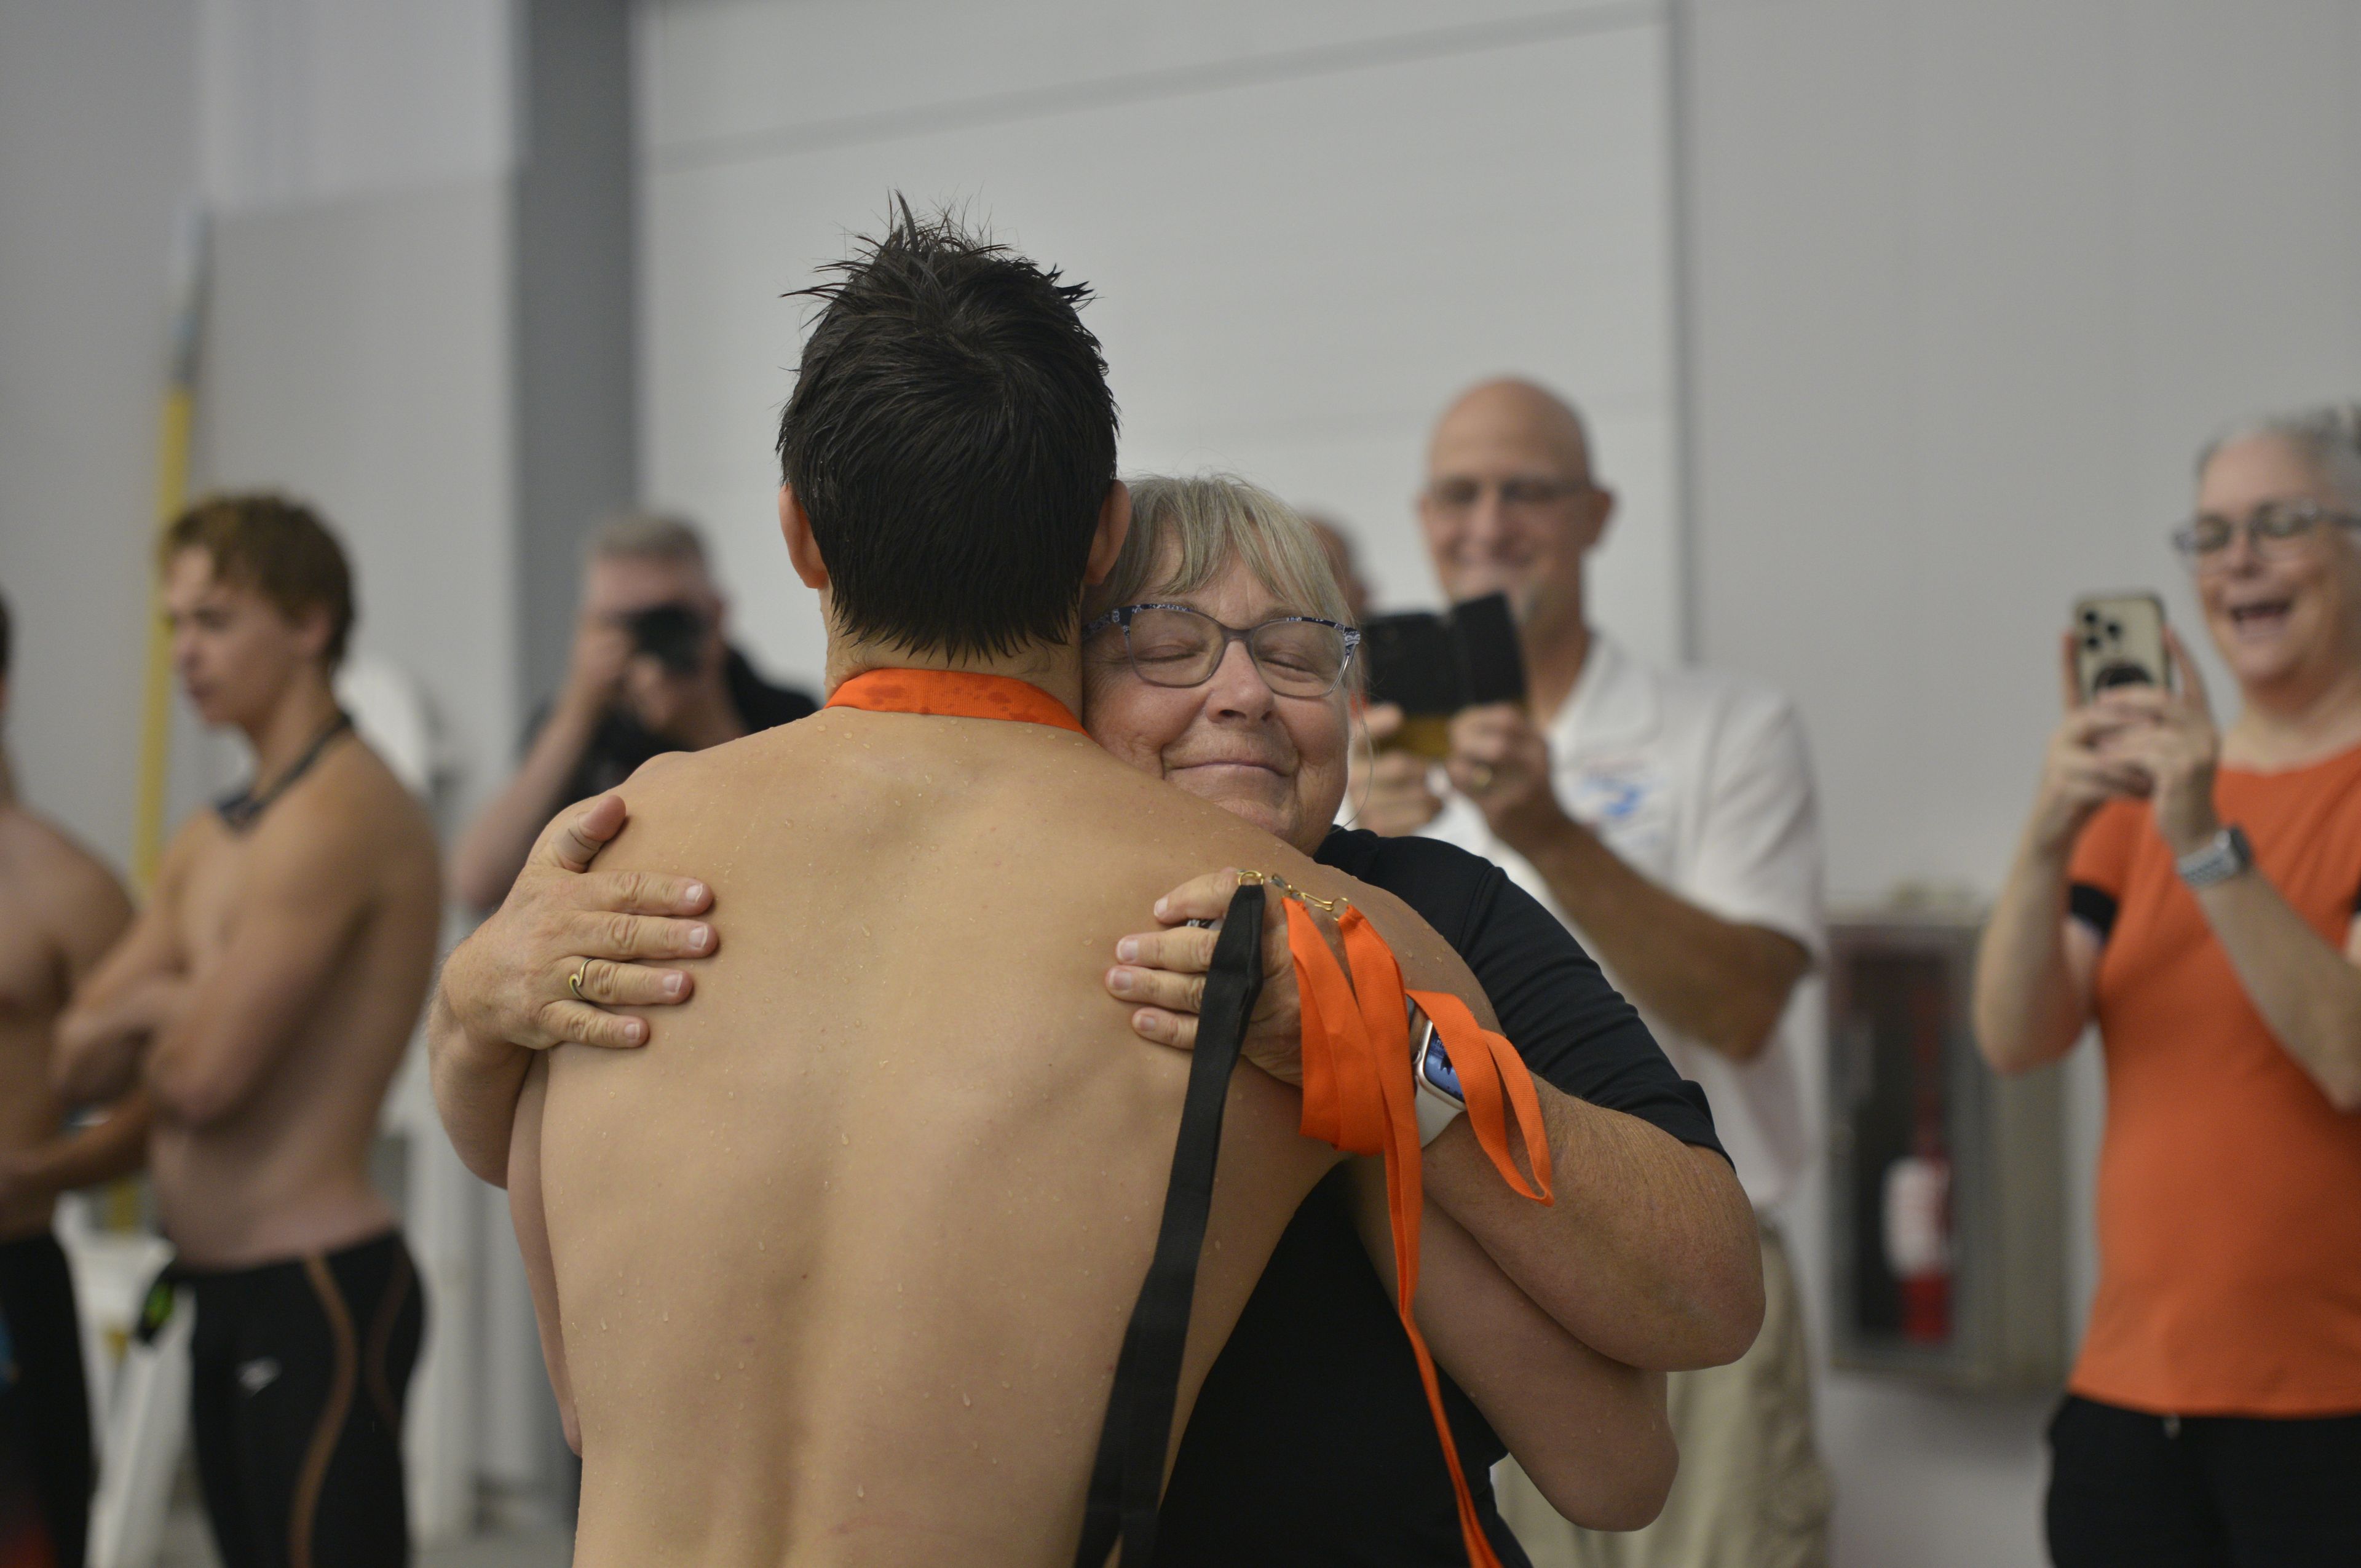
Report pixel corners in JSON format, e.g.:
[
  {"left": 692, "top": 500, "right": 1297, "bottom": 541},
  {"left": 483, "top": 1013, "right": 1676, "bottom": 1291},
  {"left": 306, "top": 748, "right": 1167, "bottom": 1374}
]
[{"left": 1425, "top": 476, "right": 1596, "bottom": 517}]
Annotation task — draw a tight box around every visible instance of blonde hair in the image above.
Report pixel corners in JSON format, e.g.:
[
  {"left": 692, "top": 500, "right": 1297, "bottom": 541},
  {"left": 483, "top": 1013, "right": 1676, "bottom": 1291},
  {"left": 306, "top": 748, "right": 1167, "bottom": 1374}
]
[
  {"left": 587, "top": 512, "right": 709, "bottom": 571},
  {"left": 1092, "top": 474, "right": 1356, "bottom": 636}
]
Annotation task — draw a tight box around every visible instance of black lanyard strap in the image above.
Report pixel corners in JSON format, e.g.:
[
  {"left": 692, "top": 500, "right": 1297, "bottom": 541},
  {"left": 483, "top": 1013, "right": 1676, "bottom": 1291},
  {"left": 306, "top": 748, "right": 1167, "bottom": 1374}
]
[{"left": 1074, "top": 879, "right": 1268, "bottom": 1567}]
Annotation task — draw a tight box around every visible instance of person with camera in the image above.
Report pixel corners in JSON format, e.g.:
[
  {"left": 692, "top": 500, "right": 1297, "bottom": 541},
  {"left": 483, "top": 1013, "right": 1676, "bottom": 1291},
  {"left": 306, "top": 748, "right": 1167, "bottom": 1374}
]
[
  {"left": 1974, "top": 406, "right": 2361, "bottom": 1567},
  {"left": 1359, "top": 378, "right": 1830, "bottom": 1568},
  {"left": 449, "top": 515, "right": 815, "bottom": 911}
]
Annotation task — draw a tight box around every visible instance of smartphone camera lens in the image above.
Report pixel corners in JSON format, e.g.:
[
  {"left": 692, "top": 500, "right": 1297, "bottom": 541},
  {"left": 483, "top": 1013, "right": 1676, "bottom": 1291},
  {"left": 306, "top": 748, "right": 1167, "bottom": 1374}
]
[
  {"left": 2081, "top": 609, "right": 2101, "bottom": 625},
  {"left": 2105, "top": 620, "right": 2123, "bottom": 639}
]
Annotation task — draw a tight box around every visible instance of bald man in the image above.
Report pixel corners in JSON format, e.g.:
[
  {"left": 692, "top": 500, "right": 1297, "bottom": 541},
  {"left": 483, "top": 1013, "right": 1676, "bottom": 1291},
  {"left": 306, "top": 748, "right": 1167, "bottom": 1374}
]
[{"left": 1361, "top": 379, "right": 1832, "bottom": 1568}]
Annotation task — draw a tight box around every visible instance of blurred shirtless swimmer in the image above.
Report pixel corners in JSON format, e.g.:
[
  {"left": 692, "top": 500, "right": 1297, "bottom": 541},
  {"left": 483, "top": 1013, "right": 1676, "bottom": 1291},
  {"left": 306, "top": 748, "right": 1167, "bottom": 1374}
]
[
  {"left": 54, "top": 499, "right": 440, "bottom": 1568},
  {"left": 467, "top": 214, "right": 1547, "bottom": 1566},
  {"left": 0, "top": 588, "right": 140, "bottom": 1568}
]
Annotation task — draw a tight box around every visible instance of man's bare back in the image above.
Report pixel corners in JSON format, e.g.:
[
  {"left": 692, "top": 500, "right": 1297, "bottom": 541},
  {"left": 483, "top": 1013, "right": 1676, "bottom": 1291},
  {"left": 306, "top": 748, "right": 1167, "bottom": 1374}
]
[
  {"left": 516, "top": 706, "right": 1487, "bottom": 1565},
  {"left": 0, "top": 804, "right": 134, "bottom": 1238}
]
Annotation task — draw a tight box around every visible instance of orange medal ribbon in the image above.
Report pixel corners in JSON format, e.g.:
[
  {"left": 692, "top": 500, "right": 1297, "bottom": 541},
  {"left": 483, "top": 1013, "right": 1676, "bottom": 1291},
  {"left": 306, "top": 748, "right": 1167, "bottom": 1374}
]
[
  {"left": 826, "top": 667, "right": 1088, "bottom": 734},
  {"left": 1284, "top": 895, "right": 1554, "bottom": 1568}
]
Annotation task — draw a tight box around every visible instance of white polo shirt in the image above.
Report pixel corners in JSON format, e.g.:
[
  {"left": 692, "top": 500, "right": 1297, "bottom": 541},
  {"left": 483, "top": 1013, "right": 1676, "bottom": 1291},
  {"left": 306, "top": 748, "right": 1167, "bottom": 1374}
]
[{"left": 1422, "top": 632, "right": 1824, "bottom": 1211}]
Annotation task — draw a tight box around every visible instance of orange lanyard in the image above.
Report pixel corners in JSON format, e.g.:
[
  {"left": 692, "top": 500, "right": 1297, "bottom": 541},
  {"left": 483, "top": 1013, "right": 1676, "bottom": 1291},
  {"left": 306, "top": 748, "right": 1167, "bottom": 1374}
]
[
  {"left": 825, "top": 667, "right": 1088, "bottom": 734},
  {"left": 1283, "top": 893, "right": 1554, "bottom": 1568}
]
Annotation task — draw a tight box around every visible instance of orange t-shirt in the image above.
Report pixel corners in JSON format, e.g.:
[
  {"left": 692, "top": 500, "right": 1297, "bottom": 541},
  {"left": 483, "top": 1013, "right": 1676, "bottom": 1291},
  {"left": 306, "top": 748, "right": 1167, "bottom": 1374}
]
[{"left": 2066, "top": 742, "right": 2361, "bottom": 1416}]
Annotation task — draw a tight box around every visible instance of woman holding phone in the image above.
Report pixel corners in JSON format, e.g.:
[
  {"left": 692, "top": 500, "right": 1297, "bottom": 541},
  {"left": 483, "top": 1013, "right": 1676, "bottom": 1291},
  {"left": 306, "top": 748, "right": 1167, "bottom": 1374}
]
[{"left": 1975, "top": 405, "right": 2361, "bottom": 1567}]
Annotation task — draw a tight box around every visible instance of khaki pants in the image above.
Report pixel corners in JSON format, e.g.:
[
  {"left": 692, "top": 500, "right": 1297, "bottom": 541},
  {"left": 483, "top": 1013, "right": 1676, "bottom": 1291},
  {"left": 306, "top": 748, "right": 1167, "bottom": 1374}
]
[{"left": 1497, "top": 1223, "right": 1831, "bottom": 1568}]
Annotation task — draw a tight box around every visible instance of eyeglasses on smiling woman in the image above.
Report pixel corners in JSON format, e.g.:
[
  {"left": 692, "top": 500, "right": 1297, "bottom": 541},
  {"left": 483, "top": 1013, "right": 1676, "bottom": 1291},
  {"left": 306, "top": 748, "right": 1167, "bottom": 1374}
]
[
  {"left": 2170, "top": 499, "right": 2361, "bottom": 570},
  {"left": 1085, "top": 603, "right": 1360, "bottom": 698}
]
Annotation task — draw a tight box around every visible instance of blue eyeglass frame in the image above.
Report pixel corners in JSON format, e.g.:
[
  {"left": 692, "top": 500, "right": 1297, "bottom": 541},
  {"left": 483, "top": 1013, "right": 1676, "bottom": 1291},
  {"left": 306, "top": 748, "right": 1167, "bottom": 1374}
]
[{"left": 1083, "top": 601, "right": 1362, "bottom": 695}]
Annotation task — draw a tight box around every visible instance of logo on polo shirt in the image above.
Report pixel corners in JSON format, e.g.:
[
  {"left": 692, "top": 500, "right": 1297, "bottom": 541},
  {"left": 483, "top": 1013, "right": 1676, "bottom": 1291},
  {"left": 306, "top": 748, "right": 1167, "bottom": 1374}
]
[{"left": 1568, "top": 758, "right": 1671, "bottom": 866}]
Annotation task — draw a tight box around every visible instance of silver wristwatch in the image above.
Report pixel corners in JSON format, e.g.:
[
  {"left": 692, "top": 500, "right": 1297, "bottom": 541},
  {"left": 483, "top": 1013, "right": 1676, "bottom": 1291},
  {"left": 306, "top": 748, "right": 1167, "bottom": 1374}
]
[
  {"left": 2176, "top": 824, "right": 2254, "bottom": 889},
  {"left": 1412, "top": 1016, "right": 1466, "bottom": 1146}
]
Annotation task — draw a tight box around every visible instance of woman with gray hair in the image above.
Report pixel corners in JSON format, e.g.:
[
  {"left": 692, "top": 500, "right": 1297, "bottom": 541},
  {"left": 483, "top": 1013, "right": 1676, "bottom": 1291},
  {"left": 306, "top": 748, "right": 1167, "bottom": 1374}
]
[
  {"left": 433, "top": 473, "right": 1761, "bottom": 1565},
  {"left": 1975, "top": 406, "right": 2361, "bottom": 1565}
]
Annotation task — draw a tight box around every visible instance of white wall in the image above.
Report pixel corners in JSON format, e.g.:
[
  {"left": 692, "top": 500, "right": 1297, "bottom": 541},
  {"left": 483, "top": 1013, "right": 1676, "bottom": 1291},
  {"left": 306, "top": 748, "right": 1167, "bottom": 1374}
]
[
  {"left": 1683, "top": 1, "right": 2361, "bottom": 1564},
  {"left": 636, "top": 0, "right": 1687, "bottom": 690},
  {"left": 0, "top": 0, "right": 199, "bottom": 869}
]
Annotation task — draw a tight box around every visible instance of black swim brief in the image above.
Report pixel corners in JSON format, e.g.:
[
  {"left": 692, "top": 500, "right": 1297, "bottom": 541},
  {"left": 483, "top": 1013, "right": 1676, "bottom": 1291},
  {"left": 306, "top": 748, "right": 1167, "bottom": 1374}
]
[
  {"left": 0, "top": 1232, "right": 93, "bottom": 1568},
  {"left": 179, "top": 1229, "right": 425, "bottom": 1568}
]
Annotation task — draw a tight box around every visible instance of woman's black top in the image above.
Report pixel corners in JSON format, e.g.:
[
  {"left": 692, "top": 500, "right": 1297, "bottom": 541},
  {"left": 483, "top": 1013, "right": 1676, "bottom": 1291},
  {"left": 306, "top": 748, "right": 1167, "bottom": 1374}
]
[{"left": 1153, "top": 828, "right": 1726, "bottom": 1567}]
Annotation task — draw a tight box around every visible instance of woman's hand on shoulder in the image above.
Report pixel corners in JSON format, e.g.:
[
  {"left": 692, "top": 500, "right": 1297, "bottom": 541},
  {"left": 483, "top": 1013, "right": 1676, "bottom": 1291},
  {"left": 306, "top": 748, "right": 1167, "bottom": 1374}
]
[
  {"left": 443, "top": 793, "right": 717, "bottom": 1054},
  {"left": 1105, "top": 868, "right": 1341, "bottom": 1087}
]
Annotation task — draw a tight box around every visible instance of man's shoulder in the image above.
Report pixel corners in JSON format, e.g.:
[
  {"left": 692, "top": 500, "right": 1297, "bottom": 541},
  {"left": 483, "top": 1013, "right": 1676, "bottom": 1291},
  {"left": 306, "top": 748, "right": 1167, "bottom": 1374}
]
[
  {"left": 599, "top": 718, "right": 839, "bottom": 845},
  {"left": 262, "top": 739, "right": 438, "bottom": 884},
  {"left": 0, "top": 806, "right": 127, "bottom": 914}
]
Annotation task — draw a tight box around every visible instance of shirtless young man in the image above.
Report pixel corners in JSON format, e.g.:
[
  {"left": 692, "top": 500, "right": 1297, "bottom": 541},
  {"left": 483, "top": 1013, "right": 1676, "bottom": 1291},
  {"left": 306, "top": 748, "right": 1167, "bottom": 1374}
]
[
  {"left": 481, "top": 213, "right": 1522, "bottom": 1566},
  {"left": 0, "top": 588, "right": 141, "bottom": 1568},
  {"left": 52, "top": 499, "right": 440, "bottom": 1568}
]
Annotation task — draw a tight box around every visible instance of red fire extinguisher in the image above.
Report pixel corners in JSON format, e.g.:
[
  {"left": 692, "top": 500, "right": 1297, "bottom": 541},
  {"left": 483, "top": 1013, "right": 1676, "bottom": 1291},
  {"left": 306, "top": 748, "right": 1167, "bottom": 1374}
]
[{"left": 1881, "top": 981, "right": 1952, "bottom": 1344}]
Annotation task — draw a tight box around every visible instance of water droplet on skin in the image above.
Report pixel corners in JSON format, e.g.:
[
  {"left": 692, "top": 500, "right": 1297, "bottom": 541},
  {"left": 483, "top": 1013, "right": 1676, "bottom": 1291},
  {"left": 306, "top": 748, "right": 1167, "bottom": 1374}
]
[
  {"left": 962, "top": 1393, "right": 971, "bottom": 1407},
  {"left": 856, "top": 1485, "right": 864, "bottom": 1499}
]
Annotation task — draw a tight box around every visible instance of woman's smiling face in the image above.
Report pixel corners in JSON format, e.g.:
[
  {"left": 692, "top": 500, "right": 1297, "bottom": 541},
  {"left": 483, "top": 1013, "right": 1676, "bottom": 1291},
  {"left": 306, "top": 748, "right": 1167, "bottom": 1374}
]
[{"left": 1081, "top": 548, "right": 1351, "bottom": 852}]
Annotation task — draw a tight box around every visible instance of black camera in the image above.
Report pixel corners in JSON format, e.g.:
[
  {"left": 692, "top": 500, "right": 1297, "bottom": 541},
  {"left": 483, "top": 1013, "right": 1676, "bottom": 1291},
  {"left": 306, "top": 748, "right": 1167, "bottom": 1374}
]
[{"left": 623, "top": 603, "right": 707, "bottom": 675}]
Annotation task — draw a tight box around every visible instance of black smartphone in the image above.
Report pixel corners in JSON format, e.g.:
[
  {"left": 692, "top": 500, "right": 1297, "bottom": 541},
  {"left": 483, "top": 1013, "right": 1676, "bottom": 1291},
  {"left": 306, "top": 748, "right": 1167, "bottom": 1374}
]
[{"left": 1362, "top": 592, "right": 1527, "bottom": 759}]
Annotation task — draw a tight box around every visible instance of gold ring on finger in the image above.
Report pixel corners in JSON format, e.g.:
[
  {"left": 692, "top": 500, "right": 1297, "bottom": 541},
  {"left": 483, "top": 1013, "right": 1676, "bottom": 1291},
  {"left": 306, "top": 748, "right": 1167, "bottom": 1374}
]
[{"left": 569, "top": 962, "right": 590, "bottom": 1000}]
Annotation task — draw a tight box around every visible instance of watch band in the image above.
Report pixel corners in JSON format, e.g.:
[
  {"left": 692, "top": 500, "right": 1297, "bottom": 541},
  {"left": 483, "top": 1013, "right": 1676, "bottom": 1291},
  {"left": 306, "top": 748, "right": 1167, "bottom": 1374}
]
[
  {"left": 2177, "top": 824, "right": 2254, "bottom": 889},
  {"left": 1412, "top": 1018, "right": 1466, "bottom": 1146}
]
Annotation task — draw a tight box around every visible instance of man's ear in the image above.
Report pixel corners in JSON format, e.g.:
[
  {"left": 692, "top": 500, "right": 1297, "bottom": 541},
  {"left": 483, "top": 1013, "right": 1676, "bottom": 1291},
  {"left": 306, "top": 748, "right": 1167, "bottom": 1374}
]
[
  {"left": 1576, "top": 484, "right": 1617, "bottom": 554},
  {"left": 781, "top": 485, "right": 829, "bottom": 590},
  {"left": 1082, "top": 480, "right": 1133, "bottom": 588},
  {"left": 293, "top": 603, "right": 336, "bottom": 666}
]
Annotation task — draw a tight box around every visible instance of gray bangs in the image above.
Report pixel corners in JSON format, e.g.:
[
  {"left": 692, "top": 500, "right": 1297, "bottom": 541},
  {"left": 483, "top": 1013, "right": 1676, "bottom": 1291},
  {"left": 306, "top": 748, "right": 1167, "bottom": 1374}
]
[
  {"left": 2198, "top": 403, "right": 2361, "bottom": 507},
  {"left": 1091, "top": 473, "right": 1355, "bottom": 630}
]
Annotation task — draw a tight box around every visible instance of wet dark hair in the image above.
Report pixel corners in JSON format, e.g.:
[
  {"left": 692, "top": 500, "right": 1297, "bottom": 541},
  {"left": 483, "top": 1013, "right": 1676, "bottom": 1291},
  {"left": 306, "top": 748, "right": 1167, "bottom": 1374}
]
[{"left": 776, "top": 200, "right": 1120, "bottom": 658}]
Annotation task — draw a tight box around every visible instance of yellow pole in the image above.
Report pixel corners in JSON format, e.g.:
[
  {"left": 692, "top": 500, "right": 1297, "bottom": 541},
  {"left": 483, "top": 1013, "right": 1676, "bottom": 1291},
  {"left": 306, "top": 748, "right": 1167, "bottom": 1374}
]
[
  {"left": 132, "top": 389, "right": 194, "bottom": 890},
  {"left": 132, "top": 210, "right": 205, "bottom": 892}
]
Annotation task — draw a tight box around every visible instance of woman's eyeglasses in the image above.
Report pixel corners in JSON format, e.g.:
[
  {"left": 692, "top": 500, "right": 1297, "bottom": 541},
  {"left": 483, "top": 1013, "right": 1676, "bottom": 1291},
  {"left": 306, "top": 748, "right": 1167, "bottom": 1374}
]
[
  {"left": 1085, "top": 603, "right": 1359, "bottom": 698},
  {"left": 2172, "top": 501, "right": 2361, "bottom": 569}
]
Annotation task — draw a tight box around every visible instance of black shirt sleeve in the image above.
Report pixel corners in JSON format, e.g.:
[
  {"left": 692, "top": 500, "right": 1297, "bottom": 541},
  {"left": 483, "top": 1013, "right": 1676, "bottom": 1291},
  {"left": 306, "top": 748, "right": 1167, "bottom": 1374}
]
[
  {"left": 2068, "top": 882, "right": 2119, "bottom": 941},
  {"left": 1316, "top": 828, "right": 1725, "bottom": 1160}
]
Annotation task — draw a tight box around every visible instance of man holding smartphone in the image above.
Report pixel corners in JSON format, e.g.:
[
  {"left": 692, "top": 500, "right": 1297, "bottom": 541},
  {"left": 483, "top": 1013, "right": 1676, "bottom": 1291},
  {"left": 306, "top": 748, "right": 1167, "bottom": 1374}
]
[
  {"left": 449, "top": 514, "right": 815, "bottom": 909},
  {"left": 1361, "top": 378, "right": 1831, "bottom": 1568}
]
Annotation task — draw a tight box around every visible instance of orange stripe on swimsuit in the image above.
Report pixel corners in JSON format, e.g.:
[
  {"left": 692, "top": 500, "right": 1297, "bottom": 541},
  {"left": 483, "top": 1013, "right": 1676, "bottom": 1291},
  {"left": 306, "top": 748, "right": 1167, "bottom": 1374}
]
[{"left": 1281, "top": 890, "right": 1553, "bottom": 1568}]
